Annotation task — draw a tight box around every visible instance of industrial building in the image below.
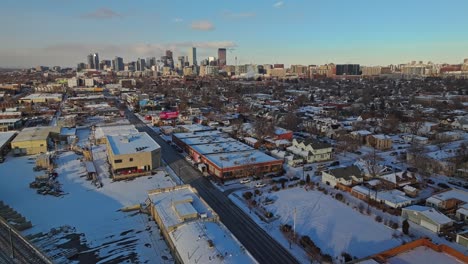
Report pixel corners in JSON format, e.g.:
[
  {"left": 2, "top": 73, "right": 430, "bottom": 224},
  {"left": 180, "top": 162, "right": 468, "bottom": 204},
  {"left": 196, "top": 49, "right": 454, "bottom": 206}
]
[
  {"left": 148, "top": 185, "right": 256, "bottom": 264},
  {"left": 106, "top": 132, "right": 161, "bottom": 180},
  {"left": 172, "top": 131, "right": 283, "bottom": 179},
  {"left": 0, "top": 131, "right": 16, "bottom": 158},
  {"left": 11, "top": 126, "right": 60, "bottom": 155},
  {"left": 18, "top": 93, "right": 62, "bottom": 104}
]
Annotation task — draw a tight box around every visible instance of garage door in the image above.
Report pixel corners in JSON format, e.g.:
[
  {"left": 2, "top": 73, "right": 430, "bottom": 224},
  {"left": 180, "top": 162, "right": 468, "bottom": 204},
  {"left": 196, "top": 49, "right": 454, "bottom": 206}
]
[{"left": 420, "top": 219, "right": 438, "bottom": 233}]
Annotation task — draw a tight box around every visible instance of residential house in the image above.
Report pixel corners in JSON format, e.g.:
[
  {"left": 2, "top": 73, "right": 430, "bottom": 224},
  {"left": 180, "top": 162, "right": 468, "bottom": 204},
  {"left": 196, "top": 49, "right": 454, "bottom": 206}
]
[
  {"left": 426, "top": 189, "right": 468, "bottom": 213},
  {"left": 368, "top": 134, "right": 392, "bottom": 150},
  {"left": 402, "top": 205, "right": 454, "bottom": 233},
  {"left": 321, "top": 165, "right": 363, "bottom": 188},
  {"left": 287, "top": 138, "right": 333, "bottom": 163}
]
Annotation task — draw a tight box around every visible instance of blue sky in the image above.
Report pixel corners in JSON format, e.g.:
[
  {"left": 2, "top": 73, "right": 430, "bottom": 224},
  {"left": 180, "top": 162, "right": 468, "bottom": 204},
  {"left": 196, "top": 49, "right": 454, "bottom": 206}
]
[{"left": 1, "top": 0, "right": 468, "bottom": 67}]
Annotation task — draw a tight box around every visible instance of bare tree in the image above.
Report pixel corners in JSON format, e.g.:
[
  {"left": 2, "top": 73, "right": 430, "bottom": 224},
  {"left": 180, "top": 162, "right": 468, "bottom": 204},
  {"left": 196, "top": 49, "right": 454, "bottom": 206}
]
[
  {"left": 281, "top": 111, "right": 301, "bottom": 131},
  {"left": 335, "top": 134, "right": 360, "bottom": 154},
  {"left": 253, "top": 117, "right": 275, "bottom": 140},
  {"left": 362, "top": 148, "right": 384, "bottom": 178}
]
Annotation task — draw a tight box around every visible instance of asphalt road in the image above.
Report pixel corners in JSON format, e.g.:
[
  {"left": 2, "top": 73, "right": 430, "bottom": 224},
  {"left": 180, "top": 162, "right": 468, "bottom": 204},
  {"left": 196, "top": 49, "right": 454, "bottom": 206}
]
[{"left": 126, "top": 110, "right": 300, "bottom": 264}]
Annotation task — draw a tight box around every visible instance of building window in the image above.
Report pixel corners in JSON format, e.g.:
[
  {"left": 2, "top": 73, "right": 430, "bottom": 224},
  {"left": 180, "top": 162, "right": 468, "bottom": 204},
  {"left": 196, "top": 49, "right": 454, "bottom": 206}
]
[
  {"left": 115, "top": 159, "right": 122, "bottom": 163},
  {"left": 40, "top": 144, "right": 44, "bottom": 147},
  {"left": 129, "top": 158, "right": 133, "bottom": 162}
]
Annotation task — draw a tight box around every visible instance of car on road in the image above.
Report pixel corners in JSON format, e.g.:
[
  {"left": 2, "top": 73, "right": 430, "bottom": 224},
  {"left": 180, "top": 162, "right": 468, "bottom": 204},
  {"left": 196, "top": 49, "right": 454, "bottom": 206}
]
[
  {"left": 255, "top": 182, "right": 266, "bottom": 188},
  {"left": 240, "top": 178, "right": 251, "bottom": 184},
  {"left": 303, "top": 166, "right": 313, "bottom": 171}
]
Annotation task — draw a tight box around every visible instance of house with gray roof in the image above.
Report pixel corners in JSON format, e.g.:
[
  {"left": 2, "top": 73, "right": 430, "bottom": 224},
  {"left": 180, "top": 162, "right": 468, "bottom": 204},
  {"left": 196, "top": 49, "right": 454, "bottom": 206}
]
[{"left": 321, "top": 165, "right": 364, "bottom": 188}]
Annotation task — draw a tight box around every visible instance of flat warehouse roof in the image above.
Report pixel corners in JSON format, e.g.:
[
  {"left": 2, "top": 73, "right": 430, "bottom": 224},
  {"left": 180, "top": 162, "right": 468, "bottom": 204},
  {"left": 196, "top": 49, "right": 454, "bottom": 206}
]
[
  {"left": 181, "top": 135, "right": 236, "bottom": 146},
  {"left": 107, "top": 132, "right": 160, "bottom": 155},
  {"left": 205, "top": 150, "right": 281, "bottom": 168},
  {"left": 191, "top": 141, "right": 253, "bottom": 155},
  {"left": 173, "top": 130, "right": 225, "bottom": 140}
]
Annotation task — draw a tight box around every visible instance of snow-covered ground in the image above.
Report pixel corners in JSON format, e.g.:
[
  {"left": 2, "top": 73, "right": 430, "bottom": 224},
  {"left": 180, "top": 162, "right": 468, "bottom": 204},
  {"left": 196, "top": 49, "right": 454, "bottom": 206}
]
[
  {"left": 0, "top": 141, "right": 176, "bottom": 263},
  {"left": 230, "top": 186, "right": 404, "bottom": 261}
]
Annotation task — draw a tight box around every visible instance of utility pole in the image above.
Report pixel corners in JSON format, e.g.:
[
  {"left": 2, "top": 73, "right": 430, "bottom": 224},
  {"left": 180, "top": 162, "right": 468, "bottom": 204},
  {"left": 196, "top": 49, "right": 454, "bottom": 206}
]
[{"left": 293, "top": 207, "right": 297, "bottom": 242}]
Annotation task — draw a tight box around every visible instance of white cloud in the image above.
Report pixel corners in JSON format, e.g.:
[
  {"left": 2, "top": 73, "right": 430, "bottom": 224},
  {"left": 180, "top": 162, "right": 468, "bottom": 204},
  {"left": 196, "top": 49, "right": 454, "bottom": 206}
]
[
  {"left": 273, "top": 1, "right": 284, "bottom": 8},
  {"left": 173, "top": 18, "right": 183, "bottom": 23},
  {"left": 190, "top": 20, "right": 215, "bottom": 31},
  {"left": 81, "top": 8, "right": 123, "bottom": 20}
]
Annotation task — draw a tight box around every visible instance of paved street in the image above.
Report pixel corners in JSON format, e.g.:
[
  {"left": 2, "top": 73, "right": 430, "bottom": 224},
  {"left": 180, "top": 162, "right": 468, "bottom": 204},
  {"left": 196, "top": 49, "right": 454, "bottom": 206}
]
[{"left": 126, "top": 110, "right": 300, "bottom": 264}]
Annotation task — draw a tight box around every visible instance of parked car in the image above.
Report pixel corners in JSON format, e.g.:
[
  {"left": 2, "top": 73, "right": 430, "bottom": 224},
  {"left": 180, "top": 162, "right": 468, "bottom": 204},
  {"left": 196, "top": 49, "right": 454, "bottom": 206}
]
[
  {"left": 255, "top": 182, "right": 266, "bottom": 188},
  {"left": 240, "top": 178, "right": 251, "bottom": 184},
  {"left": 329, "top": 161, "right": 340, "bottom": 167},
  {"left": 437, "top": 183, "right": 450, "bottom": 189},
  {"left": 426, "top": 179, "right": 435, "bottom": 184},
  {"left": 303, "top": 166, "right": 313, "bottom": 171}
]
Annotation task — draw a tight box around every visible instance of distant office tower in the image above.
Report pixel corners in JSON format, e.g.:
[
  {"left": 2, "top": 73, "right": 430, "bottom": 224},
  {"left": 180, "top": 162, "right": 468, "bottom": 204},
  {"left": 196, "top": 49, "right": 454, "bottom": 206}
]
[
  {"left": 336, "top": 64, "right": 361, "bottom": 75},
  {"left": 136, "top": 58, "right": 146, "bottom": 71},
  {"left": 218, "top": 48, "right": 227, "bottom": 67},
  {"left": 177, "top": 56, "right": 185, "bottom": 69},
  {"left": 146, "top": 57, "right": 156, "bottom": 68},
  {"left": 166, "top": 50, "right": 173, "bottom": 59},
  {"left": 464, "top": 58, "right": 468, "bottom": 64},
  {"left": 100, "top": 60, "right": 111, "bottom": 70},
  {"left": 188, "top": 47, "right": 197, "bottom": 66},
  {"left": 93, "top": 53, "right": 100, "bottom": 70},
  {"left": 208, "top": 57, "right": 216, "bottom": 66},
  {"left": 274, "top": 64, "right": 284, "bottom": 69},
  {"left": 112, "top": 57, "right": 124, "bottom": 71},
  {"left": 77, "top": 62, "right": 86, "bottom": 71},
  {"left": 87, "top": 54, "right": 94, "bottom": 69}
]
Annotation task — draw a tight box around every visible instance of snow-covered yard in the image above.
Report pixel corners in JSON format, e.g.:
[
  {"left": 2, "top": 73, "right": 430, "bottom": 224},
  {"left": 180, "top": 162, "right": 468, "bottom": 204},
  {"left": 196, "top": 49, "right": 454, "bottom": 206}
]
[
  {"left": 0, "top": 144, "right": 176, "bottom": 263},
  {"left": 231, "top": 186, "right": 404, "bottom": 261}
]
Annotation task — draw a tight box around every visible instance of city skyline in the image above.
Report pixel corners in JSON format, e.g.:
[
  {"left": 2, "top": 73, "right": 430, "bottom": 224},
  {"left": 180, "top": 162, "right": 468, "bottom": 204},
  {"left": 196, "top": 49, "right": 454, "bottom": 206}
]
[{"left": 2, "top": 0, "right": 468, "bottom": 67}]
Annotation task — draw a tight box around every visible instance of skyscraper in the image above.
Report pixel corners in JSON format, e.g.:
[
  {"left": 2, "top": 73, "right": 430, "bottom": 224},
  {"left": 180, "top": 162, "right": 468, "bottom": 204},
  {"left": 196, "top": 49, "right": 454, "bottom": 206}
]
[
  {"left": 87, "top": 54, "right": 94, "bottom": 69},
  {"left": 166, "top": 50, "right": 173, "bottom": 59},
  {"left": 136, "top": 58, "right": 146, "bottom": 71},
  {"left": 93, "top": 53, "right": 100, "bottom": 70},
  {"left": 218, "top": 48, "right": 227, "bottom": 67},
  {"left": 177, "top": 56, "right": 185, "bottom": 69},
  {"left": 188, "top": 47, "right": 197, "bottom": 66},
  {"left": 112, "top": 57, "right": 124, "bottom": 71}
]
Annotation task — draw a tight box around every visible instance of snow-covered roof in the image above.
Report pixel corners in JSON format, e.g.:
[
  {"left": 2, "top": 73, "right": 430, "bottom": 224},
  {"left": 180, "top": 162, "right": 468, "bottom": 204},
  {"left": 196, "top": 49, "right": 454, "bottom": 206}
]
[
  {"left": 0, "top": 131, "right": 16, "bottom": 148},
  {"left": 403, "top": 205, "right": 453, "bottom": 225},
  {"left": 205, "top": 150, "right": 281, "bottom": 168},
  {"left": 244, "top": 137, "right": 258, "bottom": 144},
  {"left": 148, "top": 186, "right": 256, "bottom": 264},
  {"left": 107, "top": 132, "right": 160, "bottom": 155},
  {"left": 178, "top": 124, "right": 213, "bottom": 133},
  {"left": 403, "top": 185, "right": 417, "bottom": 192},
  {"left": 387, "top": 245, "right": 462, "bottom": 264},
  {"left": 171, "top": 221, "right": 256, "bottom": 264},
  {"left": 180, "top": 134, "right": 236, "bottom": 146},
  {"left": 95, "top": 125, "right": 138, "bottom": 139},
  {"left": 60, "top": 127, "right": 76, "bottom": 136},
  {"left": 12, "top": 126, "right": 60, "bottom": 142},
  {"left": 351, "top": 130, "right": 372, "bottom": 136},
  {"left": 191, "top": 141, "right": 253, "bottom": 155},
  {"left": 173, "top": 130, "right": 225, "bottom": 140},
  {"left": 427, "top": 189, "right": 468, "bottom": 205},
  {"left": 0, "top": 118, "right": 21, "bottom": 124},
  {"left": 149, "top": 186, "right": 214, "bottom": 230},
  {"left": 372, "top": 134, "right": 391, "bottom": 140}
]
